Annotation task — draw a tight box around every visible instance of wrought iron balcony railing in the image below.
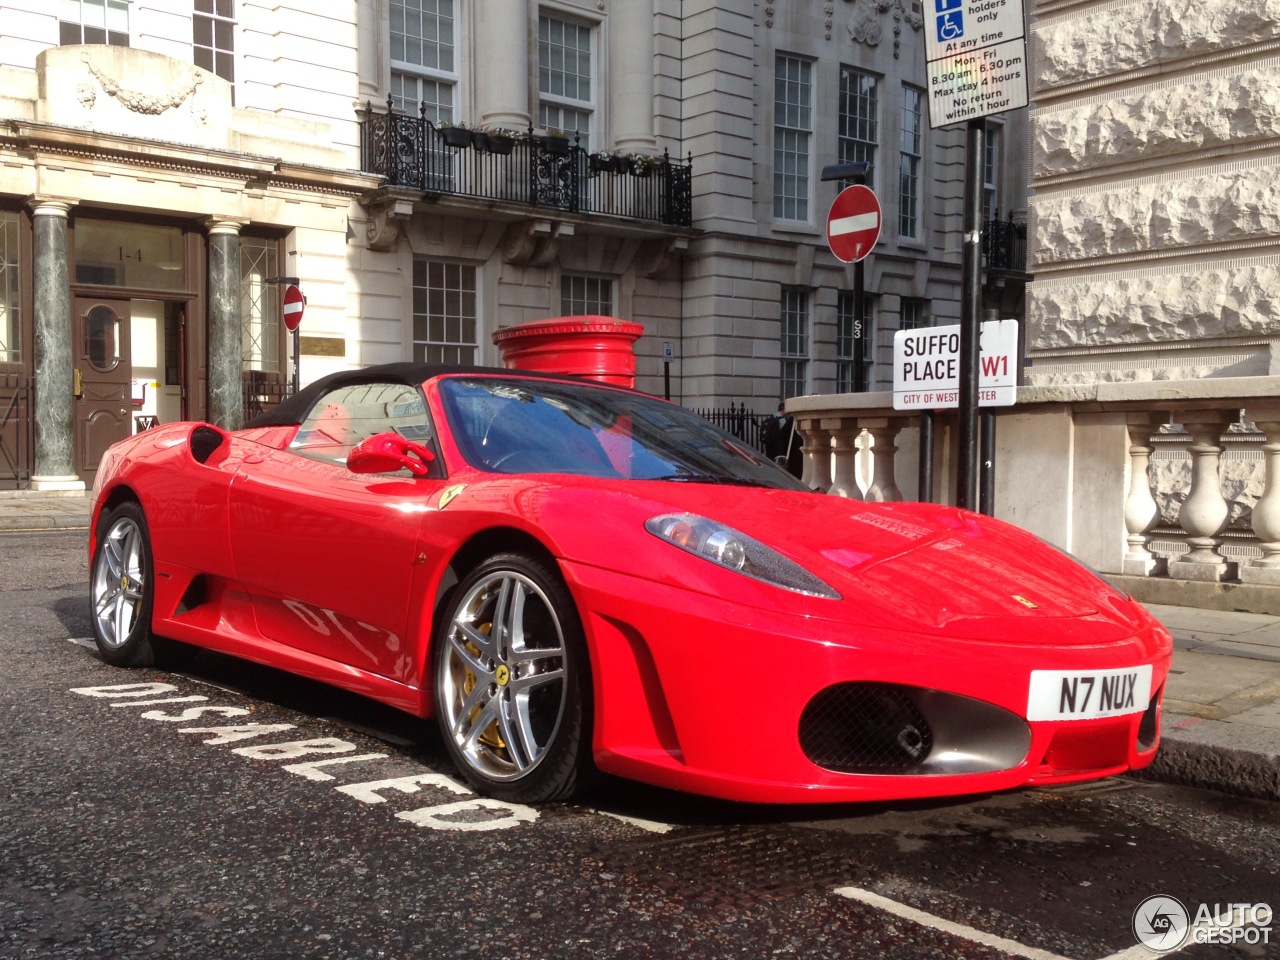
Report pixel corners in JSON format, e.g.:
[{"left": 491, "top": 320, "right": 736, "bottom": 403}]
[
  {"left": 982, "top": 214, "right": 1028, "bottom": 274},
  {"left": 360, "top": 100, "right": 693, "bottom": 228}
]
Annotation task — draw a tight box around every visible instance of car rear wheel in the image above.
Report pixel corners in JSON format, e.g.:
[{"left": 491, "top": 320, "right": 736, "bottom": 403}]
[
  {"left": 434, "top": 552, "right": 593, "bottom": 803},
  {"left": 90, "top": 503, "right": 161, "bottom": 668}
]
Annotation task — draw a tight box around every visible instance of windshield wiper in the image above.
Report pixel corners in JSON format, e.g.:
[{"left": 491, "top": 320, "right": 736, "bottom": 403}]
[{"left": 648, "top": 473, "right": 770, "bottom": 487}]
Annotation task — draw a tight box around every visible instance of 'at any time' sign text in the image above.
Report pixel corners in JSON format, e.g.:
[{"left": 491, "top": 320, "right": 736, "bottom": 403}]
[{"left": 893, "top": 319, "right": 1018, "bottom": 410}]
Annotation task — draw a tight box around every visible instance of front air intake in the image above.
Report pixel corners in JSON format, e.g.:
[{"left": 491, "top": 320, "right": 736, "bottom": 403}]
[
  {"left": 799, "top": 683, "right": 934, "bottom": 773},
  {"left": 190, "top": 426, "right": 225, "bottom": 464}
]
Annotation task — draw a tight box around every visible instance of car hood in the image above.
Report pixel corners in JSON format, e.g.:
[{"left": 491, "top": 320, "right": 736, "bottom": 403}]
[{"left": 502, "top": 477, "right": 1157, "bottom": 646}]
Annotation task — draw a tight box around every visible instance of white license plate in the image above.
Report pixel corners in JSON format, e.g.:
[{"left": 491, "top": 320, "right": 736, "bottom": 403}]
[{"left": 1027, "top": 665, "right": 1153, "bottom": 721}]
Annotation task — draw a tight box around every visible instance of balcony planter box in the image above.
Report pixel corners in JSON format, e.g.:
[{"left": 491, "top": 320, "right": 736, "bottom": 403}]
[
  {"left": 438, "top": 126, "right": 473, "bottom": 148},
  {"left": 540, "top": 134, "right": 570, "bottom": 155},
  {"left": 485, "top": 134, "right": 515, "bottom": 155},
  {"left": 590, "top": 153, "right": 624, "bottom": 173}
]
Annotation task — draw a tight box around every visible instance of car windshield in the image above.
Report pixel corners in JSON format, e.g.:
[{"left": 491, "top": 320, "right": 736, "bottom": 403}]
[{"left": 439, "top": 376, "right": 808, "bottom": 490}]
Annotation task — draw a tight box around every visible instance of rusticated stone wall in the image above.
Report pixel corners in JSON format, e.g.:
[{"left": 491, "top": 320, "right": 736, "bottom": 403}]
[{"left": 1025, "top": 0, "right": 1280, "bottom": 384}]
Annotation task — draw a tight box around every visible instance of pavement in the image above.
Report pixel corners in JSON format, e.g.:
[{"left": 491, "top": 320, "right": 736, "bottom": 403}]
[{"left": 2, "top": 489, "right": 1278, "bottom": 802}]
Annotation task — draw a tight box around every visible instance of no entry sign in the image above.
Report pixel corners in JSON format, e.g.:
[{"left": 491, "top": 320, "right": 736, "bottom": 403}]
[
  {"left": 826, "top": 185, "right": 882, "bottom": 263},
  {"left": 282, "top": 284, "right": 305, "bottom": 332}
]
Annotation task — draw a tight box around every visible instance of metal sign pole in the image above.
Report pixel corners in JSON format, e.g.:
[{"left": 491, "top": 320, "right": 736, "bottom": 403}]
[
  {"left": 956, "top": 119, "right": 984, "bottom": 512},
  {"left": 265, "top": 275, "right": 302, "bottom": 400},
  {"left": 820, "top": 162, "right": 874, "bottom": 393}
]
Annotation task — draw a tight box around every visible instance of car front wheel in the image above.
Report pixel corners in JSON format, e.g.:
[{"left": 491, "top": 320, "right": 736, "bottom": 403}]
[
  {"left": 90, "top": 502, "right": 161, "bottom": 667},
  {"left": 433, "top": 552, "right": 593, "bottom": 803}
]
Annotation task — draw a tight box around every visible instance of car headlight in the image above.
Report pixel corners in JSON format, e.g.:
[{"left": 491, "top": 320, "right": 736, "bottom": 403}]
[{"left": 645, "top": 513, "right": 841, "bottom": 599}]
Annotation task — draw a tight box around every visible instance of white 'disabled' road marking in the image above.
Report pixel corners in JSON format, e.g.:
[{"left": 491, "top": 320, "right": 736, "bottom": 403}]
[{"left": 829, "top": 212, "right": 879, "bottom": 236}]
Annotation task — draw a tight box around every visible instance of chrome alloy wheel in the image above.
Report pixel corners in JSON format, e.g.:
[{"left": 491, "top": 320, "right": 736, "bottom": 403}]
[
  {"left": 91, "top": 514, "right": 147, "bottom": 649},
  {"left": 439, "top": 570, "right": 568, "bottom": 782}
]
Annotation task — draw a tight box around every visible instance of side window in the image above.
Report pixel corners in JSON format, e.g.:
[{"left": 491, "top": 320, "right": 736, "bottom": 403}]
[{"left": 290, "top": 382, "right": 435, "bottom": 471}]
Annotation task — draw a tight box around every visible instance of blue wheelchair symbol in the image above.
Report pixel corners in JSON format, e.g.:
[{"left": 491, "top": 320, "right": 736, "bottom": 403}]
[
  {"left": 935, "top": 0, "right": 962, "bottom": 10},
  {"left": 936, "top": 11, "right": 963, "bottom": 42}
]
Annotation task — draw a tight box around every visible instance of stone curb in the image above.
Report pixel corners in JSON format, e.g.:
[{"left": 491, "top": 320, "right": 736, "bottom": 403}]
[
  {"left": 1139, "top": 735, "right": 1280, "bottom": 802},
  {"left": 0, "top": 515, "right": 91, "bottom": 532}
]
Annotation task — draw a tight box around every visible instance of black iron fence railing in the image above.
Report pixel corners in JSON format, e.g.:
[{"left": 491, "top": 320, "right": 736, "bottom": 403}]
[
  {"left": 360, "top": 100, "right": 693, "bottom": 228},
  {"left": 692, "top": 403, "right": 769, "bottom": 453},
  {"left": 983, "top": 214, "right": 1028, "bottom": 273},
  {"left": 0, "top": 372, "right": 31, "bottom": 490},
  {"left": 243, "top": 373, "right": 292, "bottom": 423}
]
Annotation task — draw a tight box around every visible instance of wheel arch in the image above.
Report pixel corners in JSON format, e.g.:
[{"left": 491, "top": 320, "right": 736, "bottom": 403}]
[
  {"left": 91, "top": 484, "right": 144, "bottom": 559},
  {"left": 417, "top": 526, "right": 573, "bottom": 716}
]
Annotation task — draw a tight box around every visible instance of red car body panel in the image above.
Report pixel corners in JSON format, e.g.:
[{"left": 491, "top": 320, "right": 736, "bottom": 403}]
[{"left": 90, "top": 371, "right": 1173, "bottom": 804}]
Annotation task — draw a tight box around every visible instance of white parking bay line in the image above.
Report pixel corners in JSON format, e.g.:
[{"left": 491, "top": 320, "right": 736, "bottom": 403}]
[
  {"left": 67, "top": 637, "right": 95, "bottom": 649},
  {"left": 591, "top": 810, "right": 674, "bottom": 834},
  {"left": 834, "top": 887, "right": 1073, "bottom": 960}
]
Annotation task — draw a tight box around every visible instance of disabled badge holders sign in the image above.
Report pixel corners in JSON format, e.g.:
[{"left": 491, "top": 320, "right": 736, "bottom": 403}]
[{"left": 924, "top": 0, "right": 1029, "bottom": 129}]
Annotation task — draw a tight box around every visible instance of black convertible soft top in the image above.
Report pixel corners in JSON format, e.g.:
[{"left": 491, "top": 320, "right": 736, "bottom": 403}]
[{"left": 243, "top": 362, "right": 618, "bottom": 428}]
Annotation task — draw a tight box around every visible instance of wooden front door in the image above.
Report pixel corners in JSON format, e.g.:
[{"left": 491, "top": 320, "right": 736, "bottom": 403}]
[{"left": 74, "top": 297, "right": 132, "bottom": 484}]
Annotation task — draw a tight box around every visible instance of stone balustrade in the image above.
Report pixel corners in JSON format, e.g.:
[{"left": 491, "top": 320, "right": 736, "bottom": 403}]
[{"left": 786, "top": 378, "right": 1280, "bottom": 594}]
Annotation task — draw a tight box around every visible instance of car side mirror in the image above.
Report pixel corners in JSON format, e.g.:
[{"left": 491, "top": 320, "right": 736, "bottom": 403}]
[{"left": 347, "top": 432, "right": 435, "bottom": 477}]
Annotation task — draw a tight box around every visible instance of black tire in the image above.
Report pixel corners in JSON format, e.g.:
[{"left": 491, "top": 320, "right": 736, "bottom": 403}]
[
  {"left": 90, "top": 502, "right": 161, "bottom": 668},
  {"left": 433, "top": 551, "right": 594, "bottom": 803}
]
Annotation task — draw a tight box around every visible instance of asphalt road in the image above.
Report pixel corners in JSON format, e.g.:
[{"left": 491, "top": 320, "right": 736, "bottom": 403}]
[{"left": 2, "top": 531, "right": 1277, "bottom": 960}]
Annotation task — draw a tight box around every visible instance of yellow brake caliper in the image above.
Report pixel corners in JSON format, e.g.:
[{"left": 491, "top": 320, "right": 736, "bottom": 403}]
[{"left": 463, "top": 621, "right": 507, "bottom": 751}]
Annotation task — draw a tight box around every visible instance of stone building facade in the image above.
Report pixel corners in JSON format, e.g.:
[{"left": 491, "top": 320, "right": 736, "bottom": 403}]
[
  {"left": 0, "top": 0, "right": 1029, "bottom": 490},
  {"left": 1026, "top": 0, "right": 1280, "bottom": 385}
]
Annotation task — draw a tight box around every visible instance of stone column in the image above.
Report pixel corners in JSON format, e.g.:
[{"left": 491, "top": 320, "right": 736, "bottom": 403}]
[
  {"left": 827, "top": 419, "right": 863, "bottom": 499},
  {"left": 1122, "top": 414, "right": 1161, "bottom": 576},
  {"left": 476, "top": 0, "right": 531, "bottom": 130},
  {"left": 797, "top": 417, "right": 833, "bottom": 492},
  {"left": 608, "top": 0, "right": 656, "bottom": 153},
  {"left": 1168, "top": 411, "right": 1237, "bottom": 582},
  {"left": 863, "top": 421, "right": 904, "bottom": 502},
  {"left": 206, "top": 218, "right": 246, "bottom": 431},
  {"left": 356, "top": 0, "right": 382, "bottom": 102},
  {"left": 29, "top": 198, "right": 83, "bottom": 492},
  {"left": 1241, "top": 419, "right": 1280, "bottom": 584}
]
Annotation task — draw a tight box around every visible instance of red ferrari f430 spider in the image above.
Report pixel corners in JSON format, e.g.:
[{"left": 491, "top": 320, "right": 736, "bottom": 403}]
[{"left": 89, "top": 363, "right": 1172, "bottom": 804}]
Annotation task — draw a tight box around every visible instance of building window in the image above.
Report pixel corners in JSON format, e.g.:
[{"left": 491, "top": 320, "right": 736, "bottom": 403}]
[
  {"left": 538, "top": 14, "right": 593, "bottom": 148},
  {"left": 780, "top": 288, "right": 809, "bottom": 400},
  {"left": 240, "top": 238, "right": 280, "bottom": 374},
  {"left": 413, "top": 260, "right": 477, "bottom": 365},
  {"left": 899, "top": 85, "right": 923, "bottom": 239},
  {"left": 194, "top": 0, "right": 235, "bottom": 89},
  {"left": 73, "top": 220, "right": 185, "bottom": 291},
  {"left": 0, "top": 212, "right": 20, "bottom": 365},
  {"left": 390, "top": 0, "right": 456, "bottom": 122},
  {"left": 561, "top": 275, "right": 612, "bottom": 317},
  {"left": 838, "top": 68, "right": 878, "bottom": 189},
  {"left": 774, "top": 56, "right": 812, "bottom": 222},
  {"left": 984, "top": 122, "right": 1003, "bottom": 222},
  {"left": 900, "top": 298, "right": 928, "bottom": 331},
  {"left": 60, "top": 0, "right": 129, "bottom": 46}
]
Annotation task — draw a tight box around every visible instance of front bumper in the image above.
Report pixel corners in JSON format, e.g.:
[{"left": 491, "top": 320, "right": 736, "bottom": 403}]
[{"left": 563, "top": 561, "right": 1172, "bottom": 804}]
